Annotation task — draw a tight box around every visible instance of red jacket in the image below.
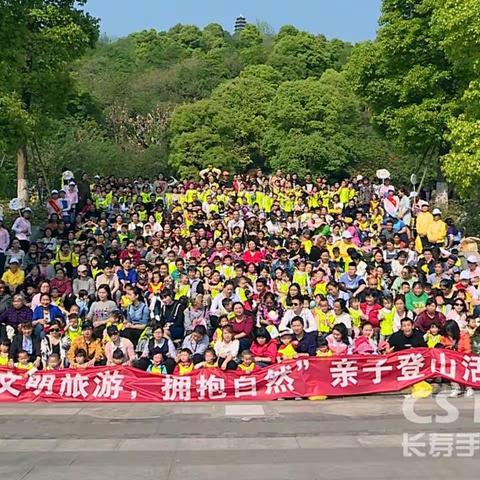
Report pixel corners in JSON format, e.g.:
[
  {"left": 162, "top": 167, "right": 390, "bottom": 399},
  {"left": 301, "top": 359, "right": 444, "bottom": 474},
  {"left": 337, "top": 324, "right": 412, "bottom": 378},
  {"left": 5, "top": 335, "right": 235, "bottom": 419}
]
[
  {"left": 440, "top": 332, "right": 471, "bottom": 353},
  {"left": 250, "top": 339, "right": 278, "bottom": 364},
  {"left": 360, "top": 302, "right": 382, "bottom": 328},
  {"left": 119, "top": 248, "right": 141, "bottom": 266}
]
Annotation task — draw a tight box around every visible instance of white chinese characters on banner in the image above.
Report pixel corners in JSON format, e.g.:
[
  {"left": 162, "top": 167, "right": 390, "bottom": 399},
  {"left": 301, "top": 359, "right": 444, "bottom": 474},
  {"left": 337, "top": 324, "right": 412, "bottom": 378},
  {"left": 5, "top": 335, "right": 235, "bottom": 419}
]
[
  {"left": 265, "top": 365, "right": 295, "bottom": 394},
  {"left": 161, "top": 376, "right": 191, "bottom": 401},
  {"left": 462, "top": 356, "right": 480, "bottom": 383},
  {"left": 0, "top": 371, "right": 22, "bottom": 397},
  {"left": 431, "top": 352, "right": 456, "bottom": 379},
  {"left": 196, "top": 374, "right": 226, "bottom": 400},
  {"left": 93, "top": 371, "right": 124, "bottom": 400},
  {"left": 396, "top": 353, "right": 425, "bottom": 382},
  {"left": 233, "top": 376, "right": 257, "bottom": 398},
  {"left": 362, "top": 358, "right": 393, "bottom": 384},
  {"left": 26, "top": 374, "right": 55, "bottom": 396},
  {"left": 330, "top": 359, "right": 358, "bottom": 388},
  {"left": 59, "top": 373, "right": 89, "bottom": 399}
]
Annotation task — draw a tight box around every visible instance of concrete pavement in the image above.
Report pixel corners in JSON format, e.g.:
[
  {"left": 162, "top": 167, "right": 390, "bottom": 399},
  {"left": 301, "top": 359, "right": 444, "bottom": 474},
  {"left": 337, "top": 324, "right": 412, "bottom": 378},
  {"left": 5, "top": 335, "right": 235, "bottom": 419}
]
[{"left": 0, "top": 397, "right": 478, "bottom": 479}]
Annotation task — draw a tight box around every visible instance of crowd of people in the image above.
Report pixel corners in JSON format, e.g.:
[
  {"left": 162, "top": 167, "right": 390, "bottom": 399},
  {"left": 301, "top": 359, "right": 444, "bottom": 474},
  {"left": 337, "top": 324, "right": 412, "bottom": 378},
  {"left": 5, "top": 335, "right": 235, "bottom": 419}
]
[{"left": 0, "top": 167, "right": 478, "bottom": 395}]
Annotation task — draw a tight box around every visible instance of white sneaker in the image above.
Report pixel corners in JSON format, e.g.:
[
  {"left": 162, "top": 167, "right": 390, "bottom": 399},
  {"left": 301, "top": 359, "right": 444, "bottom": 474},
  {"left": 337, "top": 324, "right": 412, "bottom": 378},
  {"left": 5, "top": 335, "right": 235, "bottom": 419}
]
[
  {"left": 465, "top": 387, "right": 475, "bottom": 398},
  {"left": 449, "top": 388, "right": 462, "bottom": 398}
]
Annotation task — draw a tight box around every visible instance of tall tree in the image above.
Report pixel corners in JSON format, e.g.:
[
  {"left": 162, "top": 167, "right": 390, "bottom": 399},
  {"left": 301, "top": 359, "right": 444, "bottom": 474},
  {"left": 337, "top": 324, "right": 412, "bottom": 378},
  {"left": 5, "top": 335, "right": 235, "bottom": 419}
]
[{"left": 0, "top": 0, "right": 98, "bottom": 203}]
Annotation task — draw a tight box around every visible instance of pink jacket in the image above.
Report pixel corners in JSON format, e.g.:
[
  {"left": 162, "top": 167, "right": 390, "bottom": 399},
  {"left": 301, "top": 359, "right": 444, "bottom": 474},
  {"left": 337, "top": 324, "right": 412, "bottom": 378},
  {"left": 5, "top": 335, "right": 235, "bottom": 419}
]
[{"left": 104, "top": 337, "right": 136, "bottom": 366}]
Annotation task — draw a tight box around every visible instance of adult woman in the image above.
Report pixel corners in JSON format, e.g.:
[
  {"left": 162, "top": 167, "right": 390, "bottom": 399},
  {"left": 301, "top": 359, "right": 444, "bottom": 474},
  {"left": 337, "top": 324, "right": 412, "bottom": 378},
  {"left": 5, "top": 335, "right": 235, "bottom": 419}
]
[
  {"left": 242, "top": 239, "right": 264, "bottom": 265},
  {"left": 87, "top": 284, "right": 117, "bottom": 327},
  {"left": 440, "top": 320, "right": 473, "bottom": 397},
  {"left": 24, "top": 265, "right": 42, "bottom": 291},
  {"left": 31, "top": 281, "right": 51, "bottom": 310},
  {"left": 73, "top": 265, "right": 95, "bottom": 299},
  {"left": 0, "top": 294, "right": 32, "bottom": 336},
  {"left": 0, "top": 281, "right": 11, "bottom": 316},
  {"left": 250, "top": 327, "right": 277, "bottom": 367},
  {"left": 214, "top": 325, "right": 239, "bottom": 370},
  {"left": 138, "top": 324, "right": 176, "bottom": 373},
  {"left": 40, "top": 319, "right": 67, "bottom": 367},
  {"left": 54, "top": 241, "right": 78, "bottom": 277},
  {"left": 104, "top": 325, "right": 135, "bottom": 366},
  {"left": 39, "top": 227, "right": 57, "bottom": 254},
  {"left": 183, "top": 294, "right": 208, "bottom": 335},
  {"left": 392, "top": 295, "right": 413, "bottom": 332},
  {"left": 32, "top": 293, "right": 64, "bottom": 337},
  {"left": 123, "top": 286, "right": 149, "bottom": 347},
  {"left": 230, "top": 302, "right": 254, "bottom": 351},
  {"left": 50, "top": 267, "right": 73, "bottom": 302},
  {"left": 5, "top": 238, "right": 25, "bottom": 266},
  {"left": 326, "top": 323, "right": 352, "bottom": 356},
  {"left": 8, "top": 322, "right": 41, "bottom": 367},
  {"left": 446, "top": 298, "right": 468, "bottom": 330},
  {"left": 256, "top": 292, "right": 282, "bottom": 338},
  {"left": 332, "top": 298, "right": 353, "bottom": 331}
]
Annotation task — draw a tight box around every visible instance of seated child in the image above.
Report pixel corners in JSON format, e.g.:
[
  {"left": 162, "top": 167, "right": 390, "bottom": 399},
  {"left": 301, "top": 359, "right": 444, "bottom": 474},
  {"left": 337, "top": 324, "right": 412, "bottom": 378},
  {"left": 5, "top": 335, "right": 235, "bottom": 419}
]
[
  {"left": 46, "top": 353, "right": 62, "bottom": 370},
  {"left": 174, "top": 348, "right": 194, "bottom": 375},
  {"left": 146, "top": 348, "right": 167, "bottom": 374},
  {"left": 0, "top": 339, "right": 10, "bottom": 367},
  {"left": 194, "top": 348, "right": 218, "bottom": 369},
  {"left": 111, "top": 348, "right": 127, "bottom": 366},
  {"left": 73, "top": 348, "right": 88, "bottom": 369},
  {"left": 15, "top": 350, "right": 35, "bottom": 371},
  {"left": 316, "top": 337, "right": 333, "bottom": 357},
  {"left": 424, "top": 322, "right": 442, "bottom": 348},
  {"left": 277, "top": 329, "right": 298, "bottom": 361},
  {"left": 64, "top": 313, "right": 82, "bottom": 349},
  {"left": 237, "top": 349, "right": 259, "bottom": 373},
  {"left": 211, "top": 315, "right": 230, "bottom": 346}
]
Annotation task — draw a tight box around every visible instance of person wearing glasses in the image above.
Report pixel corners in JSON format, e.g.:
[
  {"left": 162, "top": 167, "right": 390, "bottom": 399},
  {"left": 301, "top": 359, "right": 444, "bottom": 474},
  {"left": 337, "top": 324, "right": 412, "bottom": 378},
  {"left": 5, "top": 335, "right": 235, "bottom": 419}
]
[
  {"left": 278, "top": 295, "right": 316, "bottom": 333},
  {"left": 41, "top": 319, "right": 67, "bottom": 368}
]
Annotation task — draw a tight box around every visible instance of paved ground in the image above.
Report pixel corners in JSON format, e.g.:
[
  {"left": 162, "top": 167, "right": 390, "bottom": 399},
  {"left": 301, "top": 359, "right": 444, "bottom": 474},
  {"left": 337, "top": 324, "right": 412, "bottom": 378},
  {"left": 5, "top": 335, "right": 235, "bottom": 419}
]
[{"left": 0, "top": 396, "right": 478, "bottom": 480}]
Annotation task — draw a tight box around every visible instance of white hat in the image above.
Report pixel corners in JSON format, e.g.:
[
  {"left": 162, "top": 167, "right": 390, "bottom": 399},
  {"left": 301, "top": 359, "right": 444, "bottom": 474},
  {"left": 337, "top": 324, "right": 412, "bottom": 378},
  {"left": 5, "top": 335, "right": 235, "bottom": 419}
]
[
  {"left": 51, "top": 189, "right": 59, "bottom": 195},
  {"left": 356, "top": 175, "right": 363, "bottom": 181},
  {"left": 279, "top": 328, "right": 293, "bottom": 336},
  {"left": 432, "top": 208, "right": 442, "bottom": 215},
  {"left": 77, "top": 265, "right": 88, "bottom": 273},
  {"left": 9, "top": 258, "right": 20, "bottom": 264},
  {"left": 342, "top": 231, "right": 353, "bottom": 239},
  {"left": 23, "top": 207, "right": 32, "bottom": 213},
  {"left": 460, "top": 270, "right": 471, "bottom": 281},
  {"left": 467, "top": 255, "right": 478, "bottom": 264},
  {"left": 419, "top": 200, "right": 429, "bottom": 207},
  {"left": 68, "top": 180, "right": 76, "bottom": 186}
]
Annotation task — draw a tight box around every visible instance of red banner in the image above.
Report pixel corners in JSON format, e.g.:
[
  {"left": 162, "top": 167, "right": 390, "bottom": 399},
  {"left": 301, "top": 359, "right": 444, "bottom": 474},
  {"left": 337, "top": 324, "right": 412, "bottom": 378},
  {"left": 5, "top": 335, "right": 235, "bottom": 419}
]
[{"left": 1, "top": 349, "right": 479, "bottom": 402}]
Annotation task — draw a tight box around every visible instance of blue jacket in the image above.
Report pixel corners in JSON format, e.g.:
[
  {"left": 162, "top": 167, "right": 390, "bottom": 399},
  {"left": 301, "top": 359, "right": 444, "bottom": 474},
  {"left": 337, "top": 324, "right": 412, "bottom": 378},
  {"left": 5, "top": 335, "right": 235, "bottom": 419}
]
[{"left": 32, "top": 304, "right": 65, "bottom": 322}]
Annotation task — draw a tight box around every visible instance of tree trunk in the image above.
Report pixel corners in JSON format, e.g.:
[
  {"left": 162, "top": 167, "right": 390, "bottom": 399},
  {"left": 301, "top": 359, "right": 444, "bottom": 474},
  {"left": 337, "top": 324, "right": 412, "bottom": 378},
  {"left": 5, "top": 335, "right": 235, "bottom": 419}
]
[{"left": 17, "top": 145, "right": 28, "bottom": 206}]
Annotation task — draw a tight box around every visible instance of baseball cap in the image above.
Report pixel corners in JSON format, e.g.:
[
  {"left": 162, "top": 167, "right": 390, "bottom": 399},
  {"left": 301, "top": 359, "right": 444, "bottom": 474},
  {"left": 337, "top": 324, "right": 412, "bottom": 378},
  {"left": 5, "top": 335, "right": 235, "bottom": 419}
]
[
  {"left": 51, "top": 189, "right": 59, "bottom": 195},
  {"left": 460, "top": 271, "right": 471, "bottom": 281},
  {"left": 467, "top": 255, "right": 478, "bottom": 264},
  {"left": 8, "top": 258, "right": 20, "bottom": 265},
  {"left": 77, "top": 265, "right": 88, "bottom": 273},
  {"left": 432, "top": 208, "right": 442, "bottom": 216},
  {"left": 279, "top": 329, "right": 293, "bottom": 337},
  {"left": 342, "top": 231, "right": 353, "bottom": 239},
  {"left": 82, "top": 320, "right": 94, "bottom": 330}
]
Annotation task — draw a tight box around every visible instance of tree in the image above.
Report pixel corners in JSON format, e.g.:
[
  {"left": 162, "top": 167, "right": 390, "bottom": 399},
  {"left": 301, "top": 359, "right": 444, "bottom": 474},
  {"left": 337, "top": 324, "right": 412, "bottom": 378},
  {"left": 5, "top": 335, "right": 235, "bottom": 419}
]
[
  {"left": 0, "top": 0, "right": 99, "bottom": 203},
  {"left": 345, "top": 0, "right": 458, "bottom": 162}
]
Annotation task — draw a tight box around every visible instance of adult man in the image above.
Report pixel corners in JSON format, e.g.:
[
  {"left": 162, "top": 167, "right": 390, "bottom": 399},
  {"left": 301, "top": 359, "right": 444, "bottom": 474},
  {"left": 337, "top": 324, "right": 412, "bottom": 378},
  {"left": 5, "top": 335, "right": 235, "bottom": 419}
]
[
  {"left": 387, "top": 318, "right": 427, "bottom": 352},
  {"left": 279, "top": 296, "right": 316, "bottom": 333},
  {"left": 67, "top": 320, "right": 104, "bottom": 367},
  {"left": 104, "top": 325, "right": 135, "bottom": 366},
  {"left": 339, "top": 263, "right": 366, "bottom": 299},
  {"left": 290, "top": 317, "right": 317, "bottom": 356}
]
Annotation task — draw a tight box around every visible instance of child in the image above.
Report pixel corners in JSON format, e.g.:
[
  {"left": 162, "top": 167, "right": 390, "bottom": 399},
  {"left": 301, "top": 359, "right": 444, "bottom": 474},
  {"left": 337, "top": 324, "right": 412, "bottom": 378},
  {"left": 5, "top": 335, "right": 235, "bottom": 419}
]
[
  {"left": 316, "top": 337, "right": 333, "bottom": 357},
  {"left": 293, "top": 261, "right": 309, "bottom": 295},
  {"left": 277, "top": 330, "right": 298, "bottom": 361},
  {"left": 211, "top": 315, "right": 230, "bottom": 346},
  {"left": 111, "top": 348, "right": 127, "bottom": 366},
  {"left": 378, "top": 296, "right": 395, "bottom": 341},
  {"left": 0, "top": 339, "right": 10, "bottom": 367},
  {"left": 174, "top": 348, "right": 194, "bottom": 375},
  {"left": 146, "top": 348, "right": 167, "bottom": 374},
  {"left": 238, "top": 350, "right": 259, "bottom": 373},
  {"left": 314, "top": 297, "right": 335, "bottom": 334},
  {"left": 424, "top": 322, "right": 442, "bottom": 348},
  {"left": 15, "top": 350, "right": 35, "bottom": 371},
  {"left": 46, "top": 353, "right": 62, "bottom": 370},
  {"left": 195, "top": 348, "right": 218, "bottom": 369},
  {"left": 73, "top": 349, "right": 88, "bottom": 369},
  {"left": 75, "top": 289, "right": 90, "bottom": 318},
  {"left": 466, "top": 316, "right": 479, "bottom": 338},
  {"left": 348, "top": 297, "right": 363, "bottom": 335},
  {"left": 64, "top": 313, "right": 82, "bottom": 349}
]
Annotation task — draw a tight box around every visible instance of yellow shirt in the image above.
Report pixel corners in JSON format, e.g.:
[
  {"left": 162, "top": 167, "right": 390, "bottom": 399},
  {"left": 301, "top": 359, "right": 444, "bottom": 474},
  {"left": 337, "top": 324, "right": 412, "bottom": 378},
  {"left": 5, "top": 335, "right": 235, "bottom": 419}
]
[
  {"left": 278, "top": 343, "right": 297, "bottom": 360},
  {"left": 315, "top": 309, "right": 335, "bottom": 333},
  {"left": 0, "top": 354, "right": 8, "bottom": 366},
  {"left": 416, "top": 211, "right": 433, "bottom": 236},
  {"left": 178, "top": 363, "right": 194, "bottom": 375},
  {"left": 238, "top": 363, "right": 256, "bottom": 373},
  {"left": 427, "top": 219, "right": 447, "bottom": 244},
  {"left": 1, "top": 269, "right": 25, "bottom": 288},
  {"left": 316, "top": 349, "right": 333, "bottom": 357}
]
